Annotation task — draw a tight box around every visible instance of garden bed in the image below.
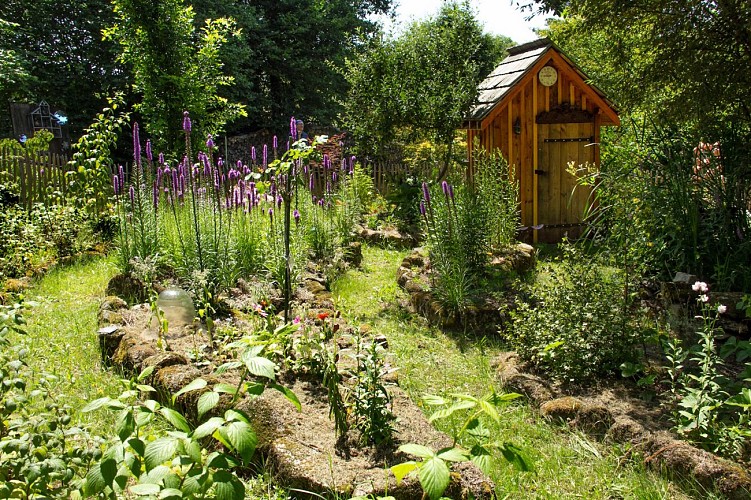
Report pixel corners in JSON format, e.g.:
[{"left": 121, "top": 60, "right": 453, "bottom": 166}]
[{"left": 97, "top": 270, "right": 495, "bottom": 499}]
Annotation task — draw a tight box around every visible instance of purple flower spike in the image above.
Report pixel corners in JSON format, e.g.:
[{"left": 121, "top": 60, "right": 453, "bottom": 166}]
[
  {"left": 133, "top": 122, "right": 141, "bottom": 166},
  {"left": 332, "top": 171, "right": 337, "bottom": 182},
  {"left": 268, "top": 208, "right": 274, "bottom": 222},
  {"left": 422, "top": 182, "right": 430, "bottom": 203},
  {"left": 158, "top": 152, "right": 165, "bottom": 165},
  {"left": 441, "top": 180, "right": 449, "bottom": 196},
  {"left": 183, "top": 111, "right": 191, "bottom": 132},
  {"left": 419, "top": 200, "right": 426, "bottom": 216},
  {"left": 277, "top": 195, "right": 283, "bottom": 208},
  {"left": 323, "top": 154, "right": 330, "bottom": 170},
  {"left": 251, "top": 146, "right": 256, "bottom": 162},
  {"left": 129, "top": 185, "right": 135, "bottom": 204},
  {"left": 113, "top": 175, "right": 119, "bottom": 195},
  {"left": 290, "top": 116, "right": 297, "bottom": 140},
  {"left": 118, "top": 165, "right": 125, "bottom": 190},
  {"left": 448, "top": 184, "right": 454, "bottom": 200},
  {"left": 293, "top": 209, "right": 300, "bottom": 224},
  {"left": 309, "top": 174, "right": 314, "bottom": 190},
  {"left": 273, "top": 136, "right": 278, "bottom": 149},
  {"left": 206, "top": 134, "right": 215, "bottom": 149},
  {"left": 263, "top": 144, "right": 268, "bottom": 167},
  {"left": 146, "top": 140, "right": 152, "bottom": 162}
]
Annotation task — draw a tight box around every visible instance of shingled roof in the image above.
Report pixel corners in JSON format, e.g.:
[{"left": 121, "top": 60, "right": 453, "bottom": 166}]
[{"left": 466, "top": 38, "right": 616, "bottom": 123}]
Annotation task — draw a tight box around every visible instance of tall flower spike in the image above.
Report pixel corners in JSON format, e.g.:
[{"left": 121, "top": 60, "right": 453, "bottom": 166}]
[
  {"left": 251, "top": 146, "right": 256, "bottom": 162},
  {"left": 206, "top": 134, "right": 214, "bottom": 149},
  {"left": 422, "top": 182, "right": 430, "bottom": 203},
  {"left": 419, "top": 200, "right": 426, "bottom": 216},
  {"left": 263, "top": 144, "right": 268, "bottom": 167},
  {"left": 273, "top": 135, "right": 278, "bottom": 149},
  {"left": 133, "top": 122, "right": 141, "bottom": 167},
  {"left": 113, "top": 175, "right": 119, "bottom": 195},
  {"left": 182, "top": 111, "right": 191, "bottom": 132},
  {"left": 290, "top": 116, "right": 297, "bottom": 140},
  {"left": 441, "top": 180, "right": 449, "bottom": 196},
  {"left": 146, "top": 140, "right": 152, "bottom": 162}
]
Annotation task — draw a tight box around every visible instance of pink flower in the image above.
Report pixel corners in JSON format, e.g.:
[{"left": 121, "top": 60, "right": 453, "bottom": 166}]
[
  {"left": 692, "top": 281, "right": 709, "bottom": 293},
  {"left": 717, "top": 304, "right": 727, "bottom": 314}
]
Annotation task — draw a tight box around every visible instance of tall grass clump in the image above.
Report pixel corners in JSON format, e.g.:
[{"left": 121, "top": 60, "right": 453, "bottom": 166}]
[{"left": 419, "top": 147, "right": 519, "bottom": 316}]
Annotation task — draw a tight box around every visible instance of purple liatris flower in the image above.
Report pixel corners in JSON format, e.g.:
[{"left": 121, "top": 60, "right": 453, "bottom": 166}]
[
  {"left": 293, "top": 209, "right": 300, "bottom": 224},
  {"left": 441, "top": 180, "right": 449, "bottom": 196},
  {"left": 290, "top": 116, "right": 297, "bottom": 140},
  {"left": 422, "top": 182, "right": 430, "bottom": 203},
  {"left": 273, "top": 135, "right": 278, "bottom": 149},
  {"left": 309, "top": 174, "right": 314, "bottom": 190},
  {"left": 118, "top": 165, "right": 125, "bottom": 191},
  {"left": 251, "top": 146, "right": 256, "bottom": 162},
  {"left": 323, "top": 154, "right": 330, "bottom": 170},
  {"left": 332, "top": 171, "right": 337, "bottom": 182},
  {"left": 129, "top": 185, "right": 135, "bottom": 204},
  {"left": 113, "top": 175, "right": 119, "bottom": 195},
  {"left": 268, "top": 208, "right": 274, "bottom": 222},
  {"left": 206, "top": 134, "right": 214, "bottom": 149},
  {"left": 183, "top": 111, "right": 191, "bottom": 132},
  {"left": 277, "top": 195, "right": 283, "bottom": 207},
  {"left": 158, "top": 152, "right": 165, "bottom": 165},
  {"left": 146, "top": 140, "right": 152, "bottom": 162},
  {"left": 263, "top": 144, "right": 268, "bottom": 167},
  {"left": 419, "top": 200, "right": 426, "bottom": 216},
  {"left": 448, "top": 183, "right": 454, "bottom": 200},
  {"left": 133, "top": 122, "right": 141, "bottom": 166}
]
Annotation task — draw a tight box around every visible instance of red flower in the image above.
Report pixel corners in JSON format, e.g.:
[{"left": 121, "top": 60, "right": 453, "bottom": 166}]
[{"left": 317, "top": 312, "right": 329, "bottom": 320}]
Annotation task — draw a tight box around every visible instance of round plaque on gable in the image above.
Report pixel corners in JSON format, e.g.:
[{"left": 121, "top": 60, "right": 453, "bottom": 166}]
[{"left": 539, "top": 66, "right": 558, "bottom": 87}]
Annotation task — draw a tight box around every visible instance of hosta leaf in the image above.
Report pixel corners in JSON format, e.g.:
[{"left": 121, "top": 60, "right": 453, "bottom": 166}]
[
  {"left": 241, "top": 353, "right": 276, "bottom": 380},
  {"left": 398, "top": 443, "right": 435, "bottom": 459},
  {"left": 193, "top": 417, "right": 225, "bottom": 439},
  {"left": 159, "top": 407, "right": 191, "bottom": 432},
  {"left": 198, "top": 391, "right": 220, "bottom": 419},
  {"left": 144, "top": 437, "right": 178, "bottom": 471},
  {"left": 172, "top": 378, "right": 207, "bottom": 401},
  {"left": 419, "top": 456, "right": 451, "bottom": 500},
  {"left": 390, "top": 461, "right": 418, "bottom": 484},
  {"left": 213, "top": 470, "right": 244, "bottom": 500}
]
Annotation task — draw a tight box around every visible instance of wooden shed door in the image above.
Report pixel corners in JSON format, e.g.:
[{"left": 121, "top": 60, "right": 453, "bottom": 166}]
[{"left": 537, "top": 122, "right": 594, "bottom": 242}]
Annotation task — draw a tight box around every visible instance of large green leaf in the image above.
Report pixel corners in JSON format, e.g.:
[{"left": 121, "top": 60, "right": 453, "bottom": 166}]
[
  {"left": 419, "top": 456, "right": 451, "bottom": 500},
  {"left": 144, "top": 437, "right": 179, "bottom": 471},
  {"left": 159, "top": 407, "right": 191, "bottom": 432},
  {"left": 478, "top": 399, "right": 500, "bottom": 424},
  {"left": 241, "top": 352, "right": 276, "bottom": 379},
  {"left": 270, "top": 382, "right": 301, "bottom": 411},
  {"left": 172, "top": 378, "right": 207, "bottom": 401},
  {"left": 117, "top": 409, "right": 136, "bottom": 442},
  {"left": 498, "top": 442, "right": 535, "bottom": 472},
  {"left": 213, "top": 383, "right": 238, "bottom": 395},
  {"left": 193, "top": 417, "right": 225, "bottom": 439},
  {"left": 213, "top": 470, "right": 244, "bottom": 500},
  {"left": 390, "top": 461, "right": 418, "bottom": 484},
  {"left": 129, "top": 483, "right": 161, "bottom": 496},
  {"left": 398, "top": 443, "right": 435, "bottom": 459},
  {"left": 81, "top": 397, "right": 112, "bottom": 413},
  {"left": 428, "top": 400, "right": 475, "bottom": 423},
  {"left": 198, "top": 391, "right": 220, "bottom": 419},
  {"left": 469, "top": 445, "right": 492, "bottom": 474},
  {"left": 223, "top": 421, "right": 257, "bottom": 463},
  {"left": 436, "top": 447, "right": 467, "bottom": 462},
  {"left": 422, "top": 394, "right": 448, "bottom": 406}
]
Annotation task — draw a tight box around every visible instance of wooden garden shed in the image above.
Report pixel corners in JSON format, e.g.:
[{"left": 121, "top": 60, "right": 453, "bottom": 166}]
[{"left": 464, "top": 38, "right": 620, "bottom": 242}]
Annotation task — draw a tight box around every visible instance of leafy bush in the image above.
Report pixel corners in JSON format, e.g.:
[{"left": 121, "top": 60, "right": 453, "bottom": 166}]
[{"left": 505, "top": 245, "right": 651, "bottom": 382}]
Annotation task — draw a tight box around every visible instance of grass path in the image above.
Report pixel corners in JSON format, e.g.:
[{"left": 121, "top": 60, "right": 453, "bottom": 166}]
[
  {"left": 21, "top": 255, "right": 122, "bottom": 431},
  {"left": 332, "top": 244, "right": 701, "bottom": 500}
]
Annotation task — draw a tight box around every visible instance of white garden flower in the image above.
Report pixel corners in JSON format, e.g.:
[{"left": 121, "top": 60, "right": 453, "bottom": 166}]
[{"left": 717, "top": 304, "right": 727, "bottom": 314}]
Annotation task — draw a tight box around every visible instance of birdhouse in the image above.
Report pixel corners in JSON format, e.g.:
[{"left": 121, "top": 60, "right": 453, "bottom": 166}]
[{"left": 464, "top": 38, "right": 620, "bottom": 243}]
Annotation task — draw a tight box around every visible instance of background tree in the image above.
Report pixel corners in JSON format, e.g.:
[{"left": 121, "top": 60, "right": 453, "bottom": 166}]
[
  {"left": 105, "top": 0, "right": 246, "bottom": 153},
  {"left": 344, "top": 1, "right": 512, "bottom": 178},
  {"left": 0, "top": 0, "right": 124, "bottom": 137}
]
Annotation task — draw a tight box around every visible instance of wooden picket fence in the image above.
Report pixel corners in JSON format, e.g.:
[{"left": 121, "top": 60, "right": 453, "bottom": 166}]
[{"left": 0, "top": 147, "right": 74, "bottom": 209}]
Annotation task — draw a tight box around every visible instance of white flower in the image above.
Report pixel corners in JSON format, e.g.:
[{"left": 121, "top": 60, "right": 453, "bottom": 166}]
[
  {"left": 717, "top": 304, "right": 727, "bottom": 314},
  {"left": 692, "top": 281, "right": 709, "bottom": 293},
  {"left": 700, "top": 294, "right": 709, "bottom": 303}
]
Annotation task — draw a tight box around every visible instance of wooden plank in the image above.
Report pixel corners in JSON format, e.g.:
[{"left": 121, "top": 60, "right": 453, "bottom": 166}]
[
  {"left": 523, "top": 82, "right": 534, "bottom": 226},
  {"left": 549, "top": 123, "right": 562, "bottom": 231},
  {"left": 569, "top": 83, "right": 575, "bottom": 106},
  {"left": 533, "top": 79, "right": 539, "bottom": 232},
  {"left": 582, "top": 95, "right": 587, "bottom": 111},
  {"left": 507, "top": 99, "right": 513, "bottom": 174}
]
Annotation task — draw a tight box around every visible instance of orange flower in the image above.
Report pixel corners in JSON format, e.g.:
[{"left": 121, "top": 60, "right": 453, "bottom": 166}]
[{"left": 317, "top": 312, "right": 329, "bottom": 320}]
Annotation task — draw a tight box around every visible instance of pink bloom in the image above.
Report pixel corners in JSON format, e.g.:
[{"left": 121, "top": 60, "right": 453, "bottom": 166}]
[{"left": 692, "top": 281, "right": 709, "bottom": 293}]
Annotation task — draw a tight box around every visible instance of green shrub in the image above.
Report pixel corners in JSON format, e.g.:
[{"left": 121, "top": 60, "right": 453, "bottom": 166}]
[{"left": 505, "top": 245, "right": 650, "bottom": 382}]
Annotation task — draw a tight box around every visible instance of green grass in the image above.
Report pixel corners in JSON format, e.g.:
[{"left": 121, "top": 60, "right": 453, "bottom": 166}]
[
  {"left": 332, "top": 244, "right": 711, "bottom": 500},
  {"left": 20, "top": 254, "right": 122, "bottom": 432}
]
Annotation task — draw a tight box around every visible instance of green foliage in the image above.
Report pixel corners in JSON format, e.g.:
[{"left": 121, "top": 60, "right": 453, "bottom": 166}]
[
  {"left": 473, "top": 146, "right": 519, "bottom": 248},
  {"left": 664, "top": 282, "right": 751, "bottom": 460},
  {"left": 392, "top": 390, "right": 531, "bottom": 500},
  {"left": 348, "top": 337, "right": 396, "bottom": 445},
  {"left": 105, "top": 0, "right": 246, "bottom": 152},
  {"left": 506, "top": 245, "right": 651, "bottom": 382},
  {"left": 344, "top": 1, "right": 502, "bottom": 175},
  {"left": 66, "top": 94, "right": 131, "bottom": 214},
  {"left": 0, "top": 204, "right": 96, "bottom": 280}
]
